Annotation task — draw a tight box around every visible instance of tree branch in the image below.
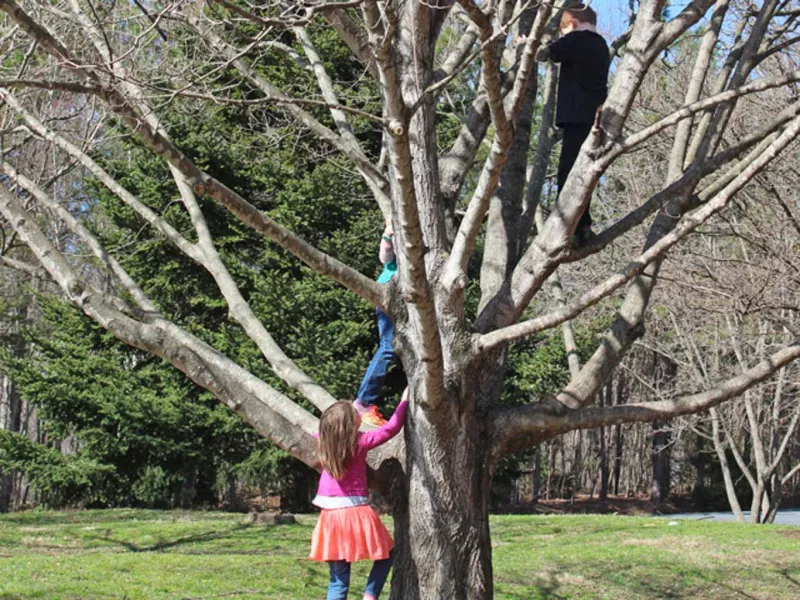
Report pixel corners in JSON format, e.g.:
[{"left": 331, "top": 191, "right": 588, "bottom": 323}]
[
  {"left": 0, "top": 183, "right": 321, "bottom": 468},
  {"left": 609, "top": 69, "right": 800, "bottom": 162},
  {"left": 210, "top": 0, "right": 365, "bottom": 28},
  {"left": 0, "top": 0, "right": 385, "bottom": 309},
  {"left": 2, "top": 160, "right": 157, "bottom": 313},
  {"left": 71, "top": 0, "right": 341, "bottom": 413},
  {"left": 566, "top": 100, "right": 800, "bottom": 262},
  {"left": 0, "top": 78, "right": 100, "bottom": 94},
  {"left": 0, "top": 253, "right": 47, "bottom": 278},
  {"left": 476, "top": 115, "right": 800, "bottom": 358},
  {"left": 182, "top": 10, "right": 391, "bottom": 212},
  {"left": 490, "top": 341, "right": 800, "bottom": 459},
  {"left": 476, "top": 0, "right": 715, "bottom": 334},
  {"left": 2, "top": 87, "right": 338, "bottom": 412},
  {"left": 322, "top": 6, "right": 378, "bottom": 78},
  {"left": 365, "top": 1, "right": 445, "bottom": 405},
  {"left": 443, "top": 2, "right": 551, "bottom": 290},
  {"left": 783, "top": 464, "right": 800, "bottom": 486}
]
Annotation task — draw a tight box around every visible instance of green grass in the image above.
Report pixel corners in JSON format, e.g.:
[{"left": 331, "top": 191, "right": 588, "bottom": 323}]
[{"left": 0, "top": 509, "right": 797, "bottom": 599}]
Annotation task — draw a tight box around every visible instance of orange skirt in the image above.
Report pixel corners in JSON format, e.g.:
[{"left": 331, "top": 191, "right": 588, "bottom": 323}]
[{"left": 309, "top": 505, "right": 394, "bottom": 562}]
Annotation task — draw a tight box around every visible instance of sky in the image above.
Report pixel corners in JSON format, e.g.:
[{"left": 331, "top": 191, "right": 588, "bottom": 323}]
[
  {"left": 590, "top": 0, "right": 691, "bottom": 39},
  {"left": 589, "top": 0, "right": 632, "bottom": 39}
]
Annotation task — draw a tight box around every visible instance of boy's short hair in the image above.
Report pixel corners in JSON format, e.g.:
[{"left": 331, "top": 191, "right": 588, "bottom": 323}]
[{"left": 562, "top": 4, "right": 597, "bottom": 27}]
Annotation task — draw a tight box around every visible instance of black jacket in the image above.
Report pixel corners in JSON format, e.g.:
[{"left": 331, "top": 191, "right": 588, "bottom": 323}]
[{"left": 547, "top": 30, "right": 610, "bottom": 126}]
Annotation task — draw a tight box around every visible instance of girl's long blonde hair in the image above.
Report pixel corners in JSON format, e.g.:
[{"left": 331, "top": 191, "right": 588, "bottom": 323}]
[{"left": 317, "top": 401, "right": 359, "bottom": 480}]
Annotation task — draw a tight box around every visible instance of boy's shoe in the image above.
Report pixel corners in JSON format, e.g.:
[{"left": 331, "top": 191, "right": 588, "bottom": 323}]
[
  {"left": 353, "top": 400, "right": 387, "bottom": 426},
  {"left": 572, "top": 225, "right": 595, "bottom": 248}
]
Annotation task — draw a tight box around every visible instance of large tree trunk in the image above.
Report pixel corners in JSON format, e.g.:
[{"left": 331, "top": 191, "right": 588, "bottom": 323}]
[{"left": 387, "top": 388, "right": 494, "bottom": 600}]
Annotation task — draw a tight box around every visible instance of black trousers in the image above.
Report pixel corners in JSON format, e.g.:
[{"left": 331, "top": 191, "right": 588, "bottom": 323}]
[{"left": 557, "top": 122, "right": 593, "bottom": 231}]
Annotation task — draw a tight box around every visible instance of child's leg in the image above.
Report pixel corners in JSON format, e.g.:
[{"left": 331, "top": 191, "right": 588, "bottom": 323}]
[
  {"left": 356, "top": 308, "right": 396, "bottom": 407},
  {"left": 327, "top": 560, "right": 351, "bottom": 600},
  {"left": 557, "top": 123, "right": 594, "bottom": 230},
  {"left": 363, "top": 551, "right": 394, "bottom": 600}
]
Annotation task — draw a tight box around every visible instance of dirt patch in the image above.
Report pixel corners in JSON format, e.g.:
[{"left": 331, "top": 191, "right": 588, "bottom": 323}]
[
  {"left": 526, "top": 494, "right": 695, "bottom": 516},
  {"left": 621, "top": 536, "right": 704, "bottom": 549},
  {"left": 777, "top": 530, "right": 800, "bottom": 539}
]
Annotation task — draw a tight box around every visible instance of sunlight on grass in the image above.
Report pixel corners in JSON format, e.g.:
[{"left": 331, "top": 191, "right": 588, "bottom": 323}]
[{"left": 0, "top": 510, "right": 797, "bottom": 599}]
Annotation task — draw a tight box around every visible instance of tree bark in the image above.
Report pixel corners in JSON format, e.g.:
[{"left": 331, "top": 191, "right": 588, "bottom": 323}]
[
  {"left": 651, "top": 354, "right": 677, "bottom": 505},
  {"left": 388, "top": 386, "right": 494, "bottom": 600}
]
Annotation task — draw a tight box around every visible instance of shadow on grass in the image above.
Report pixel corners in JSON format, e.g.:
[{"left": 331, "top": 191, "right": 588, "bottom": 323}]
[
  {"left": 86, "top": 523, "right": 255, "bottom": 553},
  {"left": 499, "top": 571, "right": 566, "bottom": 599},
  {"left": 780, "top": 568, "right": 800, "bottom": 588},
  {"left": 594, "top": 565, "right": 785, "bottom": 600},
  {"left": 83, "top": 521, "right": 313, "bottom": 555},
  {"left": 0, "top": 509, "right": 192, "bottom": 527}
]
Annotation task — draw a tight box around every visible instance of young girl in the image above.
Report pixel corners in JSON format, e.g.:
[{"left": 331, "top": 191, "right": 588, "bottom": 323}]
[{"left": 310, "top": 391, "right": 409, "bottom": 600}]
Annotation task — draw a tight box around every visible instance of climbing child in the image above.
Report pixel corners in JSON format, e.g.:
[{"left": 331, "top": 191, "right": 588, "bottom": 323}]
[
  {"left": 310, "top": 389, "right": 409, "bottom": 600},
  {"left": 538, "top": 4, "right": 610, "bottom": 245},
  {"left": 353, "top": 218, "right": 398, "bottom": 426}
]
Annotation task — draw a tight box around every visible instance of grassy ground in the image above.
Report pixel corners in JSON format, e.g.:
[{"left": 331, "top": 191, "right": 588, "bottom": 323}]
[{"left": 0, "top": 509, "right": 798, "bottom": 599}]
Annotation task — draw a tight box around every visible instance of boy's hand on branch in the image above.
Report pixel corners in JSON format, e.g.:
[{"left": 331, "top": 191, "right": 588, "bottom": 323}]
[
  {"left": 535, "top": 45, "right": 551, "bottom": 62},
  {"left": 514, "top": 36, "right": 552, "bottom": 62}
]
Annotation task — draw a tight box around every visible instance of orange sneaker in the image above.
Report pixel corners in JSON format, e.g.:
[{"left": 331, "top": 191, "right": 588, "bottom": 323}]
[{"left": 361, "top": 404, "right": 387, "bottom": 427}]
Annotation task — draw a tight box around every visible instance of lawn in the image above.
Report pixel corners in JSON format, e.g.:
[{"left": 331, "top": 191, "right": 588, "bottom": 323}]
[{"left": 0, "top": 509, "right": 798, "bottom": 599}]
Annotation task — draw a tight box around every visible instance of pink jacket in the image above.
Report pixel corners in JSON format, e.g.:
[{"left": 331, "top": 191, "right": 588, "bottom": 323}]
[{"left": 315, "top": 400, "right": 408, "bottom": 498}]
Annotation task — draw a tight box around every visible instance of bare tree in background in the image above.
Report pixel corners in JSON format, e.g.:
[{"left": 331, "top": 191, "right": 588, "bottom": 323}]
[
  {"left": 1, "top": 1, "right": 799, "bottom": 596},
  {"left": 661, "top": 176, "right": 800, "bottom": 523}
]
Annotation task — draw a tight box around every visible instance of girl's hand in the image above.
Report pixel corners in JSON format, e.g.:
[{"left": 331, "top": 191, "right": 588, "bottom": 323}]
[{"left": 383, "top": 215, "right": 394, "bottom": 237}]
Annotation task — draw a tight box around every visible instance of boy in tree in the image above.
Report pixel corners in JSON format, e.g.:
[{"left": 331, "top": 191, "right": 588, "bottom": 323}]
[{"left": 536, "top": 4, "right": 610, "bottom": 245}]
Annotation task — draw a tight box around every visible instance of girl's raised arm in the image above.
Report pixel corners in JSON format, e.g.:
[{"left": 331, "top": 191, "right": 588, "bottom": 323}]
[{"left": 359, "top": 393, "right": 409, "bottom": 451}]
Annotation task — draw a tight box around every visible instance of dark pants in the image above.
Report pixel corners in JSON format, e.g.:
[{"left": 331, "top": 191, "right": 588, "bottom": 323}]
[
  {"left": 557, "top": 122, "right": 593, "bottom": 231},
  {"left": 356, "top": 308, "right": 396, "bottom": 407}
]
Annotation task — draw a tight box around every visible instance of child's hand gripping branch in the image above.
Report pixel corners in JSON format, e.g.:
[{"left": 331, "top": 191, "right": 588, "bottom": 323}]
[{"left": 310, "top": 391, "right": 410, "bottom": 600}]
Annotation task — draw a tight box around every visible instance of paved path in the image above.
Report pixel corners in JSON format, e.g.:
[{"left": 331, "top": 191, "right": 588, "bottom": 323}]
[{"left": 662, "top": 508, "right": 800, "bottom": 525}]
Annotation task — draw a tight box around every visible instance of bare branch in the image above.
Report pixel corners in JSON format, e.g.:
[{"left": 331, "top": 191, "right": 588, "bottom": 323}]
[
  {"left": 2, "top": 160, "right": 157, "bottom": 312},
  {"left": 180, "top": 10, "right": 391, "bottom": 212},
  {"left": 567, "top": 100, "right": 800, "bottom": 262},
  {"left": 0, "top": 0, "right": 385, "bottom": 308},
  {"left": 0, "top": 253, "right": 46, "bottom": 278},
  {"left": 611, "top": 70, "right": 800, "bottom": 161},
  {"left": 443, "top": 2, "right": 552, "bottom": 290},
  {"left": 477, "top": 115, "right": 800, "bottom": 357},
  {"left": 322, "top": 7, "right": 378, "bottom": 77},
  {"left": 476, "top": 0, "right": 716, "bottom": 334},
  {"left": 490, "top": 342, "right": 800, "bottom": 458},
  {"left": 0, "top": 78, "right": 99, "bottom": 94},
  {"left": 69, "top": 0, "right": 342, "bottom": 413},
  {"left": 2, "top": 89, "right": 338, "bottom": 412},
  {"left": 210, "top": 0, "right": 365, "bottom": 28},
  {"left": 783, "top": 464, "right": 800, "bottom": 486},
  {"left": 0, "top": 183, "right": 321, "bottom": 468},
  {"left": 365, "top": 1, "right": 445, "bottom": 405}
]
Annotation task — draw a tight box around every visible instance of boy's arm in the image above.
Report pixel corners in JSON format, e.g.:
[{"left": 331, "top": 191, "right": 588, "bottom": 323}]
[
  {"left": 359, "top": 399, "right": 409, "bottom": 450},
  {"left": 540, "top": 34, "right": 575, "bottom": 63}
]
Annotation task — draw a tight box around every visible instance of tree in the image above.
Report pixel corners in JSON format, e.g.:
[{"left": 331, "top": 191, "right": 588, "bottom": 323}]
[{"left": 0, "top": 1, "right": 799, "bottom": 597}]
